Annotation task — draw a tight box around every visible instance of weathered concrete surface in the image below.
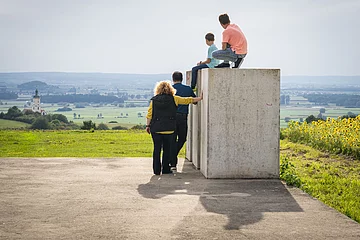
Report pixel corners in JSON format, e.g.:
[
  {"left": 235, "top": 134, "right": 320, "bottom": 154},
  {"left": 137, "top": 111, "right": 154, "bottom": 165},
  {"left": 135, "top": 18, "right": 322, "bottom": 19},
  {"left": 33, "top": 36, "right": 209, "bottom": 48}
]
[
  {"left": 193, "top": 68, "right": 280, "bottom": 178},
  {"left": 0, "top": 158, "right": 359, "bottom": 239}
]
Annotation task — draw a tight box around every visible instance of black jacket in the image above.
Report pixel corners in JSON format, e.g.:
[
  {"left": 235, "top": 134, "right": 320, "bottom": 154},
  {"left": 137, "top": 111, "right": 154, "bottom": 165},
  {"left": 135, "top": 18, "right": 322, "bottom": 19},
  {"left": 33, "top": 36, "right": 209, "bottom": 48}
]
[{"left": 150, "top": 94, "right": 177, "bottom": 133}]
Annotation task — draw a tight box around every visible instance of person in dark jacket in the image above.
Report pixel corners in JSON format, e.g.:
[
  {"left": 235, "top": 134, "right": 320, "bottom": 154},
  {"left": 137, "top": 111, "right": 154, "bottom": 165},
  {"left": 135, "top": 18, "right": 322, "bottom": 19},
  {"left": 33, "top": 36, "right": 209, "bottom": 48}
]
[
  {"left": 171, "top": 71, "right": 196, "bottom": 172},
  {"left": 146, "top": 81, "right": 203, "bottom": 175}
]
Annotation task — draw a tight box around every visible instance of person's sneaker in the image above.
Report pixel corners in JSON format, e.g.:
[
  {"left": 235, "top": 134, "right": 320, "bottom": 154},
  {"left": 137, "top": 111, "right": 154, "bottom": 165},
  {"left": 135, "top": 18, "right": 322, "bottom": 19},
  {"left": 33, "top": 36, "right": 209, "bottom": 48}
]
[
  {"left": 170, "top": 167, "right": 177, "bottom": 173},
  {"left": 233, "top": 57, "right": 244, "bottom": 68},
  {"left": 214, "top": 62, "right": 230, "bottom": 68}
]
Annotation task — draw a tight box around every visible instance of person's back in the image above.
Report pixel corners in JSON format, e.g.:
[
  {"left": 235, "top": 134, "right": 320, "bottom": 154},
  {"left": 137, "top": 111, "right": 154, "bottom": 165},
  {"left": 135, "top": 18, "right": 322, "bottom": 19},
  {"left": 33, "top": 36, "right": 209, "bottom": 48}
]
[
  {"left": 223, "top": 23, "right": 247, "bottom": 55},
  {"left": 171, "top": 71, "right": 196, "bottom": 171},
  {"left": 173, "top": 83, "right": 196, "bottom": 114}
]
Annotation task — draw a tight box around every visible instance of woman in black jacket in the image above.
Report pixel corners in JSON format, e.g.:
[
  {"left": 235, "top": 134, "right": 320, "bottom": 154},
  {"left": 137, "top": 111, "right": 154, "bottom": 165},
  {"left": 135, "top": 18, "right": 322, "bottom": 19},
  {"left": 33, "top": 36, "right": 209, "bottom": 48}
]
[{"left": 146, "top": 81, "right": 203, "bottom": 175}]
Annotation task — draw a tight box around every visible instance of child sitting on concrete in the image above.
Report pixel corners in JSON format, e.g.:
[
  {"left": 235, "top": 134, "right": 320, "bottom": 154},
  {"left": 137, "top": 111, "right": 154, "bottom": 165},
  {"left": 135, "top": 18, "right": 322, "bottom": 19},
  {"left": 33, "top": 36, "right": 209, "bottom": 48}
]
[{"left": 191, "top": 33, "right": 219, "bottom": 89}]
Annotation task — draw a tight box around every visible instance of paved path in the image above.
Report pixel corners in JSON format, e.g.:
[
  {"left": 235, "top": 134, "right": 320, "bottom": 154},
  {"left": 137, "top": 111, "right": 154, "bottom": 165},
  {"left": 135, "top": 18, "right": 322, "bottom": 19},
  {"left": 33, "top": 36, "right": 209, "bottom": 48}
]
[{"left": 0, "top": 158, "right": 359, "bottom": 239}]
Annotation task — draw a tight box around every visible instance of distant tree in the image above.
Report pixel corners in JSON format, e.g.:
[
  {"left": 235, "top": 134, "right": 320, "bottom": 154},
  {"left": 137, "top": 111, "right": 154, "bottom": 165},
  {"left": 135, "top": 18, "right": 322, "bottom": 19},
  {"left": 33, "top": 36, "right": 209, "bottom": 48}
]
[
  {"left": 73, "top": 113, "right": 77, "bottom": 118},
  {"left": 5, "top": 106, "right": 22, "bottom": 119},
  {"left": 137, "top": 112, "right": 142, "bottom": 117},
  {"left": 81, "top": 120, "right": 96, "bottom": 130},
  {"left": 56, "top": 107, "right": 72, "bottom": 112},
  {"left": 51, "top": 119, "right": 61, "bottom": 126},
  {"left": 284, "top": 117, "right": 291, "bottom": 122},
  {"left": 319, "top": 108, "right": 326, "bottom": 114},
  {"left": 112, "top": 125, "right": 128, "bottom": 130},
  {"left": 131, "top": 124, "right": 146, "bottom": 130},
  {"left": 97, "top": 123, "right": 109, "bottom": 130},
  {"left": 285, "top": 95, "right": 290, "bottom": 105},
  {"left": 31, "top": 117, "right": 51, "bottom": 130},
  {"left": 52, "top": 114, "right": 68, "bottom": 123},
  {"left": 347, "top": 112, "right": 356, "bottom": 118},
  {"left": 280, "top": 95, "right": 285, "bottom": 105},
  {"left": 299, "top": 118, "right": 303, "bottom": 123},
  {"left": 78, "top": 114, "right": 81, "bottom": 118},
  {"left": 305, "top": 115, "right": 324, "bottom": 123},
  {"left": 0, "top": 112, "right": 4, "bottom": 119}
]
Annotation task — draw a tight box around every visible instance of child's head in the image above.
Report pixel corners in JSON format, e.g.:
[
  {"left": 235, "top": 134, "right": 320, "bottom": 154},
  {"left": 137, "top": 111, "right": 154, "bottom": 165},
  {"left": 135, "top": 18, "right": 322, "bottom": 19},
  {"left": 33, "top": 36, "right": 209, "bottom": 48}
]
[{"left": 205, "top": 33, "right": 215, "bottom": 46}]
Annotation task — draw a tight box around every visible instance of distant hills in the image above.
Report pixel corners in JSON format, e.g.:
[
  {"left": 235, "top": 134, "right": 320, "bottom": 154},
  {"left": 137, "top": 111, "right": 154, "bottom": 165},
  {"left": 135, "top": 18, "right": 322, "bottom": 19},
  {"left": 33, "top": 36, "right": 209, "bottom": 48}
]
[
  {"left": 0, "top": 72, "right": 359, "bottom": 89},
  {"left": 0, "top": 72, "right": 172, "bottom": 89}
]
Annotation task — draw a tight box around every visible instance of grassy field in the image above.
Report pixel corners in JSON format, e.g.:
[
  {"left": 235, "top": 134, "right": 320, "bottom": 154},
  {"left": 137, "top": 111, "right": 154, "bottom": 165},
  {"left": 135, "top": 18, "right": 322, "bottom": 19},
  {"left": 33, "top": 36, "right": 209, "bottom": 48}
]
[
  {"left": 280, "top": 140, "right": 360, "bottom": 223},
  {"left": 0, "top": 119, "right": 30, "bottom": 129},
  {"left": 280, "top": 106, "right": 360, "bottom": 128},
  {"left": 0, "top": 130, "right": 186, "bottom": 158}
]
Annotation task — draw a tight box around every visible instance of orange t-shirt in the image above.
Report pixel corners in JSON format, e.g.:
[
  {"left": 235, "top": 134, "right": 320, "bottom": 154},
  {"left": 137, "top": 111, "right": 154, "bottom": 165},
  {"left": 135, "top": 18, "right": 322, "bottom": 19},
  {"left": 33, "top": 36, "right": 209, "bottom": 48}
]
[{"left": 222, "top": 24, "right": 247, "bottom": 54}]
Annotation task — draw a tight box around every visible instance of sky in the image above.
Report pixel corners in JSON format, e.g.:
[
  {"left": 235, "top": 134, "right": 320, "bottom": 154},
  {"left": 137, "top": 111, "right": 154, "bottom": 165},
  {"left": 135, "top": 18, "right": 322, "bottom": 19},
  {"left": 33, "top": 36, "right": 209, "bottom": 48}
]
[{"left": 0, "top": 0, "right": 359, "bottom": 76}]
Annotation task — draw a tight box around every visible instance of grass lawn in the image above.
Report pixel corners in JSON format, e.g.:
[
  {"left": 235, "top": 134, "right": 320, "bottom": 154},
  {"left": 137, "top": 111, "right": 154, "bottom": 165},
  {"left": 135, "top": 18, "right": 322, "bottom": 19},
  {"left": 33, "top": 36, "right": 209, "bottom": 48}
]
[
  {"left": 0, "top": 119, "right": 30, "bottom": 129},
  {"left": 0, "top": 130, "right": 185, "bottom": 158}
]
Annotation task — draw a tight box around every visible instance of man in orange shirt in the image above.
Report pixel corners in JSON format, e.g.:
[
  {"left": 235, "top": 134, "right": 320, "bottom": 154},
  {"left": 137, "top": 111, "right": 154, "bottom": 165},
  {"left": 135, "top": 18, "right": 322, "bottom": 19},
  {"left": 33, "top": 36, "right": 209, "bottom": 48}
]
[{"left": 212, "top": 13, "right": 247, "bottom": 68}]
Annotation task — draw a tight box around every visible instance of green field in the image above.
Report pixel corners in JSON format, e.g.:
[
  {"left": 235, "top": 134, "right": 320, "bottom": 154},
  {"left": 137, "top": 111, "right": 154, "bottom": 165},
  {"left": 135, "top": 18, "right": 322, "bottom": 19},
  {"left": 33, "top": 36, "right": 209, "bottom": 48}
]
[
  {"left": 0, "top": 130, "right": 186, "bottom": 158},
  {"left": 0, "top": 119, "right": 30, "bottom": 129},
  {"left": 280, "top": 106, "right": 360, "bottom": 128},
  {"left": 0, "top": 100, "right": 148, "bottom": 128}
]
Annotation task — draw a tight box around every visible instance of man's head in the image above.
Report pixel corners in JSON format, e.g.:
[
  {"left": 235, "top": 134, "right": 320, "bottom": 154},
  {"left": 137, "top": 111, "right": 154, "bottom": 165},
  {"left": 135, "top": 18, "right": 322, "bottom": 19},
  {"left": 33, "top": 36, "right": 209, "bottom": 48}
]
[
  {"left": 219, "top": 13, "right": 230, "bottom": 29},
  {"left": 172, "top": 71, "right": 183, "bottom": 83},
  {"left": 205, "top": 33, "right": 215, "bottom": 46}
]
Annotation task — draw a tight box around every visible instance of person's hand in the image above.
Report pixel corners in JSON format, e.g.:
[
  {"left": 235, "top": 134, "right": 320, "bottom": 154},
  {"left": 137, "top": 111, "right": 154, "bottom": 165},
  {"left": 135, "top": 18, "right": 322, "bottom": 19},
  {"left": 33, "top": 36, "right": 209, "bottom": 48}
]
[
  {"left": 146, "top": 126, "right": 150, "bottom": 134},
  {"left": 200, "top": 91, "right": 203, "bottom": 100},
  {"left": 197, "top": 61, "right": 202, "bottom": 66}
]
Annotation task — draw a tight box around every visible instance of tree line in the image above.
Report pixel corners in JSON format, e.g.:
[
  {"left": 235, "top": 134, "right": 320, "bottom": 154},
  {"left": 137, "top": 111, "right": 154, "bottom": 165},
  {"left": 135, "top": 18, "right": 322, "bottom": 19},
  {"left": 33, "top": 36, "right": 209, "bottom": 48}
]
[
  {"left": 40, "top": 94, "right": 126, "bottom": 103},
  {"left": 304, "top": 94, "right": 360, "bottom": 107}
]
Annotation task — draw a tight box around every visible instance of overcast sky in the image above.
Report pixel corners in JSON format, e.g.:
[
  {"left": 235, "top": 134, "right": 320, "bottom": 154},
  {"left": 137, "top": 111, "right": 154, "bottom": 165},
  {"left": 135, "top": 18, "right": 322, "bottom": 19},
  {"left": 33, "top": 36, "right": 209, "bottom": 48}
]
[{"left": 0, "top": 0, "right": 359, "bottom": 75}]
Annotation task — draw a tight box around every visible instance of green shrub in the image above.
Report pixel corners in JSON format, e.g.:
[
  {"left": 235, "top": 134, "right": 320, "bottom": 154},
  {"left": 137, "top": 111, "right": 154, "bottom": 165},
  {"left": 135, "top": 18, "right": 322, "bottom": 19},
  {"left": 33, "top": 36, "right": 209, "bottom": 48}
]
[
  {"left": 112, "top": 126, "right": 128, "bottom": 130},
  {"left": 131, "top": 124, "right": 146, "bottom": 130},
  {"left": 31, "top": 117, "right": 51, "bottom": 130},
  {"left": 280, "top": 154, "right": 301, "bottom": 187},
  {"left": 81, "top": 120, "right": 96, "bottom": 130},
  {"left": 97, "top": 123, "right": 109, "bottom": 130}
]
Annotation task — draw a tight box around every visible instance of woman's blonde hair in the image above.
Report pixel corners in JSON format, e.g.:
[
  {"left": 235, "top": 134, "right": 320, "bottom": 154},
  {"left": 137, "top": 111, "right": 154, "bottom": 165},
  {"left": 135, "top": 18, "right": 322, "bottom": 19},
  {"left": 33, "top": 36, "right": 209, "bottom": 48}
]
[{"left": 154, "top": 81, "right": 176, "bottom": 96}]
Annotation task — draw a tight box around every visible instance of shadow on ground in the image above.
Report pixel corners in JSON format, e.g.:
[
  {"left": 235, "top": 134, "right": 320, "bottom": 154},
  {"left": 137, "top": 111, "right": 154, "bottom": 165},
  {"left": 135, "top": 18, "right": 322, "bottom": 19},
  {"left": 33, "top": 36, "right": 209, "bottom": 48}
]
[{"left": 137, "top": 160, "right": 303, "bottom": 230}]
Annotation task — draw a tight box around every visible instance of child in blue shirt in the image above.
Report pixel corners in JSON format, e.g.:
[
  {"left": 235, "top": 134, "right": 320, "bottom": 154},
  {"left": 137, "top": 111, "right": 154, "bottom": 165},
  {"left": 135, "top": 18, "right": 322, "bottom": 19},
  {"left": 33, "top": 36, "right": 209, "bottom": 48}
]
[{"left": 191, "top": 33, "right": 219, "bottom": 89}]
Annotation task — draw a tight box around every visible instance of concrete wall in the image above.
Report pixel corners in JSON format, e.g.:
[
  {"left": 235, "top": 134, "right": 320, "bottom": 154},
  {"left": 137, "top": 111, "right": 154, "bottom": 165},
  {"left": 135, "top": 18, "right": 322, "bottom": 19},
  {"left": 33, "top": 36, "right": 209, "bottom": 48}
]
[{"left": 188, "top": 68, "right": 280, "bottom": 178}]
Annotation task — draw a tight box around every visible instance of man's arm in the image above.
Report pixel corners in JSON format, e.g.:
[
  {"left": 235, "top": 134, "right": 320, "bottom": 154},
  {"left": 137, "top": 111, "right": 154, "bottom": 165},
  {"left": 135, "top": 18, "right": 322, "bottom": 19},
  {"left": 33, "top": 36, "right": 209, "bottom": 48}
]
[
  {"left": 222, "top": 42, "right": 228, "bottom": 50},
  {"left": 199, "top": 58, "right": 211, "bottom": 65}
]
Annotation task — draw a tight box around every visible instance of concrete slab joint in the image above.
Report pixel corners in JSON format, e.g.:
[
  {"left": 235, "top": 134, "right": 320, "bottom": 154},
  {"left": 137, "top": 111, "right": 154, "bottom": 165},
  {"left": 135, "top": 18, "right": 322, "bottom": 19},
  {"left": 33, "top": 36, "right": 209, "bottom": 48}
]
[{"left": 186, "top": 68, "right": 280, "bottom": 179}]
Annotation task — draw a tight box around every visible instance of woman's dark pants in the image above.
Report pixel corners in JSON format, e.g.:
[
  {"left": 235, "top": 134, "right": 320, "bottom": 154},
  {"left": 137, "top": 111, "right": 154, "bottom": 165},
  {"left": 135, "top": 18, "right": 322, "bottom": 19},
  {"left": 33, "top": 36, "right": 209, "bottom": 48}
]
[{"left": 151, "top": 132, "right": 174, "bottom": 175}]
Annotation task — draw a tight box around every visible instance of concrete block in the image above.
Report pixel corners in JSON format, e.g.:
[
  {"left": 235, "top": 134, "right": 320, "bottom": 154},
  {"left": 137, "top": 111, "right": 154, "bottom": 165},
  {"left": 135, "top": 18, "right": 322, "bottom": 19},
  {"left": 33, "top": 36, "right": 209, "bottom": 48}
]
[{"left": 195, "top": 68, "right": 280, "bottom": 178}]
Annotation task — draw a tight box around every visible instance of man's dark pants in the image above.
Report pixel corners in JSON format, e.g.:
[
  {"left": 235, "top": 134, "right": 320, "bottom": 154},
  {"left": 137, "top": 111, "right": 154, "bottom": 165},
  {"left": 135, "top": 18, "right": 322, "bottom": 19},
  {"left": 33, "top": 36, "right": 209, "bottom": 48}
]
[
  {"left": 151, "top": 132, "right": 174, "bottom": 174},
  {"left": 171, "top": 113, "right": 188, "bottom": 167}
]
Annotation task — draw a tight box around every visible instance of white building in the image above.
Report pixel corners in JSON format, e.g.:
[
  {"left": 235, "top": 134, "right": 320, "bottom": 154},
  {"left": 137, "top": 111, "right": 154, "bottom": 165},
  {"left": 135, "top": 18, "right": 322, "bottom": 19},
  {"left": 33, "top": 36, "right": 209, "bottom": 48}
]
[{"left": 24, "top": 89, "right": 46, "bottom": 115}]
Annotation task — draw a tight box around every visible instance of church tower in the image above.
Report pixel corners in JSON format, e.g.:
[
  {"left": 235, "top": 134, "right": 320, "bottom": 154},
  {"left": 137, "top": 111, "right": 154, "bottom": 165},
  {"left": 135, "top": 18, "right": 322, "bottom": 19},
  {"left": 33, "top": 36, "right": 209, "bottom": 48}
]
[{"left": 32, "top": 89, "right": 41, "bottom": 113}]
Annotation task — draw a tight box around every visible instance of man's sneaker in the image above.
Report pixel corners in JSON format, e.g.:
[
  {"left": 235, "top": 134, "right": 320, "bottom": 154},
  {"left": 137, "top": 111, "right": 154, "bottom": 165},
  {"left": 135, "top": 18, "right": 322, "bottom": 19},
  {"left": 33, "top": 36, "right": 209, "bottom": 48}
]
[
  {"left": 214, "top": 62, "right": 230, "bottom": 68},
  {"left": 170, "top": 167, "right": 177, "bottom": 173},
  {"left": 233, "top": 57, "right": 244, "bottom": 68}
]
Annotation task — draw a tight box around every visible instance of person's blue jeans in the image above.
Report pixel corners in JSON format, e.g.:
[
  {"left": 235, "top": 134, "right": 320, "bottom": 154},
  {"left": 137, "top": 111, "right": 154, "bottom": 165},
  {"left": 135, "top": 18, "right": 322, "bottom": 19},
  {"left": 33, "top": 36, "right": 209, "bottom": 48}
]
[
  {"left": 212, "top": 48, "right": 246, "bottom": 63},
  {"left": 191, "top": 64, "right": 208, "bottom": 89}
]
